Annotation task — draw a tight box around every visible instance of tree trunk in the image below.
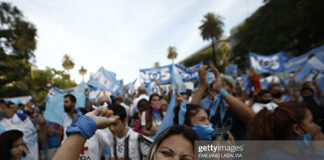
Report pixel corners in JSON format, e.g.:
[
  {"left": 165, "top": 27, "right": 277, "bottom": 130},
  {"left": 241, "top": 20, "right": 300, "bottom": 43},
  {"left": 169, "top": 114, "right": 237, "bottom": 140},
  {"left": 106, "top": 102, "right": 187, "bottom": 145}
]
[{"left": 211, "top": 38, "right": 217, "bottom": 67}]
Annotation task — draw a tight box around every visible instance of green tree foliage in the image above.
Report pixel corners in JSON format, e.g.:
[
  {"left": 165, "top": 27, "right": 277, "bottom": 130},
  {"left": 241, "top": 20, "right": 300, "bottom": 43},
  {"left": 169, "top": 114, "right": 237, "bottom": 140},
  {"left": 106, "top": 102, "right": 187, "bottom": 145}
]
[
  {"left": 230, "top": 0, "right": 324, "bottom": 71},
  {"left": 199, "top": 13, "right": 224, "bottom": 66},
  {"left": 0, "top": 2, "right": 37, "bottom": 97},
  {"left": 28, "top": 68, "right": 76, "bottom": 103},
  {"left": 79, "top": 66, "right": 87, "bottom": 82},
  {"left": 167, "top": 46, "right": 178, "bottom": 63}
]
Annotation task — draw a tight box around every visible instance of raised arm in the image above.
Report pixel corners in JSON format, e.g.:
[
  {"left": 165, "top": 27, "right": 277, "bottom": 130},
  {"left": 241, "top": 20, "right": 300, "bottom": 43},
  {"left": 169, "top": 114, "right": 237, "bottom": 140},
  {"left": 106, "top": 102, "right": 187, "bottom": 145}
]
[
  {"left": 190, "top": 65, "right": 209, "bottom": 105},
  {"left": 312, "top": 71, "right": 322, "bottom": 99},
  {"left": 52, "top": 108, "right": 118, "bottom": 160},
  {"left": 211, "top": 68, "right": 255, "bottom": 124}
]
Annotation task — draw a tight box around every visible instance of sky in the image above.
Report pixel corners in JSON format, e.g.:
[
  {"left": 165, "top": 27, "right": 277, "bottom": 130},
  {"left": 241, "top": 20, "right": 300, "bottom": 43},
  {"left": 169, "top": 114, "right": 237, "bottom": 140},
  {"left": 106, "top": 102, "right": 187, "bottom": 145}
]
[{"left": 5, "top": 0, "right": 264, "bottom": 84}]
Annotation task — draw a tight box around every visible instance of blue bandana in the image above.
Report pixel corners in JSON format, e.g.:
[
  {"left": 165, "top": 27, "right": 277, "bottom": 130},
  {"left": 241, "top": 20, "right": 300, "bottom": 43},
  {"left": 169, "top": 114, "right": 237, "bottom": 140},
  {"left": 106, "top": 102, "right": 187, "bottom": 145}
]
[{"left": 152, "top": 110, "right": 161, "bottom": 121}]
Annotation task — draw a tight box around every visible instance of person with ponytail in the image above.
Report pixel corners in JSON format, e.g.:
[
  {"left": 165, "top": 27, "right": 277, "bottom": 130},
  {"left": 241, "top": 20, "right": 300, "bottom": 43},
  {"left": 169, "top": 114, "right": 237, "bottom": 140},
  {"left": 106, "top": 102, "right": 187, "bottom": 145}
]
[
  {"left": 247, "top": 101, "right": 324, "bottom": 159},
  {"left": 141, "top": 93, "right": 164, "bottom": 137}
]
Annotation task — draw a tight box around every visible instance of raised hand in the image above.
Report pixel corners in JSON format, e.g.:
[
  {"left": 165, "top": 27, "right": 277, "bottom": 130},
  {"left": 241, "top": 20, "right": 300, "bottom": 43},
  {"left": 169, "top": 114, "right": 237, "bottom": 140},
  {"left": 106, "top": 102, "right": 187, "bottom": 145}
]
[{"left": 85, "top": 107, "right": 118, "bottom": 129}]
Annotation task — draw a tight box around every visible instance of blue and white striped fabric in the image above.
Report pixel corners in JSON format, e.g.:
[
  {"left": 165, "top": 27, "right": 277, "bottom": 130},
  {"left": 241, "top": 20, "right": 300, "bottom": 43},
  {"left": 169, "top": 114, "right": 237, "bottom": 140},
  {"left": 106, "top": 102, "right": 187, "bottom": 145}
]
[
  {"left": 249, "top": 52, "right": 286, "bottom": 73},
  {"left": 285, "top": 45, "right": 324, "bottom": 73},
  {"left": 44, "top": 92, "right": 86, "bottom": 125},
  {"left": 153, "top": 93, "right": 177, "bottom": 140},
  {"left": 225, "top": 64, "right": 238, "bottom": 77},
  {"left": 46, "top": 87, "right": 64, "bottom": 99},
  {"left": 87, "top": 67, "right": 120, "bottom": 94},
  {"left": 171, "top": 64, "right": 187, "bottom": 93}
]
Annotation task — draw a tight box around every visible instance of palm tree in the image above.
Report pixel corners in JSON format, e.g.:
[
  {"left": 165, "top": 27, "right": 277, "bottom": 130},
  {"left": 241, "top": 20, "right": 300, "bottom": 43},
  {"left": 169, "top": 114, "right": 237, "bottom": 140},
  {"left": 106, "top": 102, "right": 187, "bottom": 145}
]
[
  {"left": 154, "top": 62, "right": 160, "bottom": 68},
  {"left": 218, "top": 42, "right": 231, "bottom": 72},
  {"left": 79, "top": 66, "right": 87, "bottom": 82},
  {"left": 62, "top": 54, "right": 75, "bottom": 77},
  {"left": 167, "top": 46, "right": 178, "bottom": 64},
  {"left": 199, "top": 12, "right": 224, "bottom": 67}
]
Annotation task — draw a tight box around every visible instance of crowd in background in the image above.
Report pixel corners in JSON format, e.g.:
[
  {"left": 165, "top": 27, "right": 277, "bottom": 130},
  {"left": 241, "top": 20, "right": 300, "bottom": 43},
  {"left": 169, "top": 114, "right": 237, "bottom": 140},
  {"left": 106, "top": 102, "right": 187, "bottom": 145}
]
[{"left": 0, "top": 65, "right": 324, "bottom": 160}]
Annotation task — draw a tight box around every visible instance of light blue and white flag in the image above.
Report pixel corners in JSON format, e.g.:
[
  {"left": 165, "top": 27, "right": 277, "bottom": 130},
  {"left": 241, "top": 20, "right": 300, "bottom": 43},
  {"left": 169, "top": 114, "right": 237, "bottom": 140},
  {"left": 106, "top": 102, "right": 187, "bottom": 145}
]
[
  {"left": 64, "top": 81, "right": 88, "bottom": 93},
  {"left": 126, "top": 79, "right": 137, "bottom": 90},
  {"left": 295, "top": 52, "right": 324, "bottom": 82},
  {"left": 3, "top": 96, "right": 32, "bottom": 105},
  {"left": 317, "top": 74, "right": 324, "bottom": 93},
  {"left": 175, "top": 62, "right": 203, "bottom": 81},
  {"left": 88, "top": 87, "right": 101, "bottom": 102},
  {"left": 225, "top": 64, "right": 238, "bottom": 77},
  {"left": 114, "top": 79, "right": 124, "bottom": 96},
  {"left": 140, "top": 65, "right": 172, "bottom": 86},
  {"left": 249, "top": 52, "right": 285, "bottom": 73},
  {"left": 171, "top": 64, "right": 186, "bottom": 93},
  {"left": 87, "top": 67, "right": 120, "bottom": 93},
  {"left": 46, "top": 87, "right": 63, "bottom": 99},
  {"left": 44, "top": 92, "right": 86, "bottom": 125},
  {"left": 146, "top": 81, "right": 161, "bottom": 96},
  {"left": 139, "top": 62, "right": 202, "bottom": 86},
  {"left": 153, "top": 93, "right": 177, "bottom": 140},
  {"left": 285, "top": 45, "right": 324, "bottom": 73}
]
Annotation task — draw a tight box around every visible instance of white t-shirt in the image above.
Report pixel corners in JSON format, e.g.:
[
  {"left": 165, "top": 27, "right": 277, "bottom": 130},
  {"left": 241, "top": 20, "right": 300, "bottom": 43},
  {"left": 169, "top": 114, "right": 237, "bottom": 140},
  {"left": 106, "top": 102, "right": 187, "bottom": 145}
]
[
  {"left": 141, "top": 111, "right": 162, "bottom": 128},
  {"left": 77, "top": 132, "right": 106, "bottom": 160},
  {"left": 97, "top": 128, "right": 152, "bottom": 160},
  {"left": 61, "top": 113, "right": 72, "bottom": 143}
]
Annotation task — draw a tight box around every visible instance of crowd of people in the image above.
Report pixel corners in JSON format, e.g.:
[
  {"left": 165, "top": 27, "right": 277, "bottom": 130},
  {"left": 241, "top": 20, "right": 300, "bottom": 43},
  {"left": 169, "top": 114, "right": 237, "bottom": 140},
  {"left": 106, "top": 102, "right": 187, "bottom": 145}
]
[{"left": 0, "top": 65, "right": 324, "bottom": 160}]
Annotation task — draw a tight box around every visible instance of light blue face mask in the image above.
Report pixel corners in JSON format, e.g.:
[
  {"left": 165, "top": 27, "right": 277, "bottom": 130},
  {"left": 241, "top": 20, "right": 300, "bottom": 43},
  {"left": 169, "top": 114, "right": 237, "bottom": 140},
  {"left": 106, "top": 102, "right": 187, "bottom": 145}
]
[
  {"left": 192, "top": 124, "right": 214, "bottom": 140},
  {"left": 296, "top": 126, "right": 312, "bottom": 146}
]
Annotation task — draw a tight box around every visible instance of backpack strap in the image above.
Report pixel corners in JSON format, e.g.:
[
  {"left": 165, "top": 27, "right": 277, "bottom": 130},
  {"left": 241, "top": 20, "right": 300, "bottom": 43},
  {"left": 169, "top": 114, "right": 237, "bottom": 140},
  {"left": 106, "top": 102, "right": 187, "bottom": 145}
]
[
  {"left": 137, "top": 134, "right": 143, "bottom": 160},
  {"left": 113, "top": 136, "right": 117, "bottom": 159},
  {"left": 113, "top": 135, "right": 130, "bottom": 160},
  {"left": 124, "top": 136, "right": 130, "bottom": 160},
  {"left": 145, "top": 110, "right": 150, "bottom": 121}
]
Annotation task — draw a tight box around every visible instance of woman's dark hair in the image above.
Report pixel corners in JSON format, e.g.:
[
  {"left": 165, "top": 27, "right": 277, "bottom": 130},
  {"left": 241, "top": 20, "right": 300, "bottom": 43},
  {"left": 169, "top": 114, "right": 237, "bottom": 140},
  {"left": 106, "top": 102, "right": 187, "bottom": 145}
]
[
  {"left": 146, "top": 93, "right": 163, "bottom": 130},
  {"left": 255, "top": 89, "right": 271, "bottom": 103},
  {"left": 173, "top": 103, "right": 202, "bottom": 126},
  {"left": 146, "top": 125, "right": 200, "bottom": 160},
  {"left": 149, "top": 93, "right": 161, "bottom": 104},
  {"left": 137, "top": 99, "right": 150, "bottom": 113},
  {"left": 0, "top": 130, "right": 25, "bottom": 160},
  {"left": 247, "top": 101, "right": 308, "bottom": 140}
]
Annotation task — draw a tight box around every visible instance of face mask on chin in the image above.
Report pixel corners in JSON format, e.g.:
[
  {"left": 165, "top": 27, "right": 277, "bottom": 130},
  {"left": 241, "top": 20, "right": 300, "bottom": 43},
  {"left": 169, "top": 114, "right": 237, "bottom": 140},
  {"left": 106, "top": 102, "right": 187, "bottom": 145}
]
[
  {"left": 302, "top": 96, "right": 313, "bottom": 100},
  {"left": 152, "top": 104, "right": 161, "bottom": 111},
  {"left": 260, "top": 100, "right": 272, "bottom": 104},
  {"left": 272, "top": 92, "right": 282, "bottom": 99}
]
